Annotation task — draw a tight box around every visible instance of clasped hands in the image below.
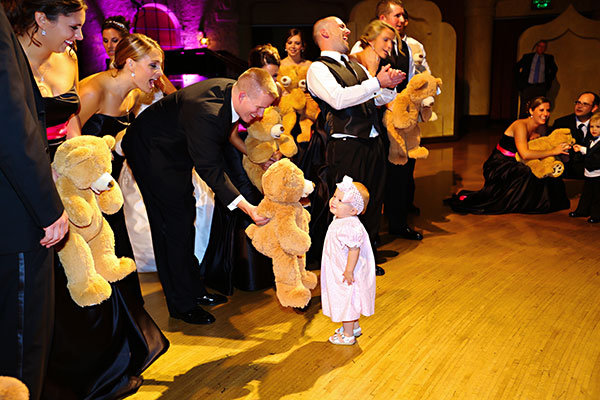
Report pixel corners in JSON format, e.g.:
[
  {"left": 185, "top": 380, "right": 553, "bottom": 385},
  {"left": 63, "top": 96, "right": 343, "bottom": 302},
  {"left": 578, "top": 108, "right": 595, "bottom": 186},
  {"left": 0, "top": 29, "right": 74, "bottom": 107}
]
[{"left": 376, "top": 64, "right": 406, "bottom": 89}]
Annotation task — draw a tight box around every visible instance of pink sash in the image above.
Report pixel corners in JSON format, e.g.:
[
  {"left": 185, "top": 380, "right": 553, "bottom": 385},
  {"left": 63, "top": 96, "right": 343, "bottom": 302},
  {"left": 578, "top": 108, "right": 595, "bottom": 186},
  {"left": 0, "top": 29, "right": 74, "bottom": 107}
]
[
  {"left": 496, "top": 144, "right": 516, "bottom": 157},
  {"left": 46, "top": 121, "right": 68, "bottom": 140}
]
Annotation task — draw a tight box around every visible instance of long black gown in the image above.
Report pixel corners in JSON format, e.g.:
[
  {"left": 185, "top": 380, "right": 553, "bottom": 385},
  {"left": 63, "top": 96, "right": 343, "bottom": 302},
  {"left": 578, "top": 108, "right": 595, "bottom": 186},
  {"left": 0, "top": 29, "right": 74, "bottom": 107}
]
[
  {"left": 445, "top": 134, "right": 570, "bottom": 214},
  {"left": 43, "top": 109, "right": 169, "bottom": 400}
]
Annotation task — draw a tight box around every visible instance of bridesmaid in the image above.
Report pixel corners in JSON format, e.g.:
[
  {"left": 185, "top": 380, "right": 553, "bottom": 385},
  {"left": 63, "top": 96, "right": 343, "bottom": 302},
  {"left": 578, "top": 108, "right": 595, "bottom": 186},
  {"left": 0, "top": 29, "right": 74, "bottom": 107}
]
[{"left": 280, "top": 28, "right": 311, "bottom": 68}]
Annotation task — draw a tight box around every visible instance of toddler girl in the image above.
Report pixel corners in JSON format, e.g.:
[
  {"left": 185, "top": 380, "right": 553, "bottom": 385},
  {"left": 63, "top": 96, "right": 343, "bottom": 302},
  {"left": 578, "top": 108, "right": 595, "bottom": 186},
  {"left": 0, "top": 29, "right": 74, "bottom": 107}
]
[{"left": 321, "top": 176, "right": 376, "bottom": 345}]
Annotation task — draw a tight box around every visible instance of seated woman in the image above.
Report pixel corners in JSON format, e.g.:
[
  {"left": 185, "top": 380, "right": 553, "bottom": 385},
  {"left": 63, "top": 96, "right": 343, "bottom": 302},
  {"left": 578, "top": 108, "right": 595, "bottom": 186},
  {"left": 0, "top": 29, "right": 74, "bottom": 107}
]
[
  {"left": 280, "top": 28, "right": 311, "bottom": 68},
  {"left": 350, "top": 20, "right": 396, "bottom": 76},
  {"left": 445, "top": 97, "right": 571, "bottom": 214}
]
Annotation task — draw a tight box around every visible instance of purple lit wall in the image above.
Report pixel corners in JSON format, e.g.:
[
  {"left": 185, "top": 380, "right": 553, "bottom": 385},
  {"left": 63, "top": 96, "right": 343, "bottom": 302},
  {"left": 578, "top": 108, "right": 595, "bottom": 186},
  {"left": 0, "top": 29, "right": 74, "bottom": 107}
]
[{"left": 79, "top": 0, "right": 239, "bottom": 79}]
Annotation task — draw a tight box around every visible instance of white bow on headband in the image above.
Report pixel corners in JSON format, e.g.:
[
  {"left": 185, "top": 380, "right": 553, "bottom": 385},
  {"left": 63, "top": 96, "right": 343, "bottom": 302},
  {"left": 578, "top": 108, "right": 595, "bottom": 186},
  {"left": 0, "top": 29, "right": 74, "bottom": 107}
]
[{"left": 336, "top": 176, "right": 364, "bottom": 214}]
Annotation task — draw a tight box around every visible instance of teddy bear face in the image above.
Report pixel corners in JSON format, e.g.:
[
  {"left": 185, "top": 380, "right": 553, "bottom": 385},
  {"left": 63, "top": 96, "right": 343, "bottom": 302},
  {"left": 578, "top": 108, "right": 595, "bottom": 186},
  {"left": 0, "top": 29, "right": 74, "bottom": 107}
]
[
  {"left": 406, "top": 72, "right": 442, "bottom": 104},
  {"left": 53, "top": 136, "right": 115, "bottom": 190},
  {"left": 247, "top": 106, "right": 285, "bottom": 141},
  {"left": 278, "top": 65, "right": 304, "bottom": 92},
  {"left": 262, "top": 159, "right": 306, "bottom": 203}
]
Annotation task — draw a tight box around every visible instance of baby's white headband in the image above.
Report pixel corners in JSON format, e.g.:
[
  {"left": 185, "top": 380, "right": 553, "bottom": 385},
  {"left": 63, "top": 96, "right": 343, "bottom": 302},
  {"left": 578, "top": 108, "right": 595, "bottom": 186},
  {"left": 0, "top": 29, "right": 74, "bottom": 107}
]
[{"left": 336, "top": 175, "right": 364, "bottom": 214}]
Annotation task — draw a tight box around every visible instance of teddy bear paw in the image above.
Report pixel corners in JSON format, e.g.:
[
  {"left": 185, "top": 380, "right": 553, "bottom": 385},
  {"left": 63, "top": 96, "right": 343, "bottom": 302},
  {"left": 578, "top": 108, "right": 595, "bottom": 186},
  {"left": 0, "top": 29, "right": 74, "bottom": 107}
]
[
  {"left": 276, "top": 284, "right": 311, "bottom": 308},
  {"left": 67, "top": 274, "right": 112, "bottom": 307},
  {"left": 408, "top": 146, "right": 429, "bottom": 159},
  {"left": 97, "top": 256, "right": 136, "bottom": 282},
  {"left": 301, "top": 270, "right": 318, "bottom": 290},
  {"left": 551, "top": 161, "right": 564, "bottom": 178},
  {"left": 0, "top": 376, "right": 30, "bottom": 400}
]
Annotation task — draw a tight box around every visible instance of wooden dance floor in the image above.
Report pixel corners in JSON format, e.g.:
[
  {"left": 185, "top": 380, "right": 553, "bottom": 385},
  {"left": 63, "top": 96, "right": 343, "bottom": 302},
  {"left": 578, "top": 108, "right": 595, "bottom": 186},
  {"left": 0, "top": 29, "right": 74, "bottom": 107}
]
[{"left": 128, "top": 126, "right": 599, "bottom": 399}]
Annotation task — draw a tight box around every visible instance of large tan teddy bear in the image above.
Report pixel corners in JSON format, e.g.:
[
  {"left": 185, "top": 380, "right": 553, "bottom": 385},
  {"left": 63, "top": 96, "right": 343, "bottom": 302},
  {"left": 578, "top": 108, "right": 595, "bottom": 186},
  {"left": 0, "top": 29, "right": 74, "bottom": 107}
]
[
  {"left": 515, "top": 128, "right": 575, "bottom": 178},
  {"left": 53, "top": 135, "right": 136, "bottom": 307},
  {"left": 0, "top": 376, "right": 29, "bottom": 400},
  {"left": 244, "top": 106, "right": 298, "bottom": 192},
  {"left": 384, "top": 72, "right": 442, "bottom": 165},
  {"left": 246, "top": 159, "right": 317, "bottom": 308}
]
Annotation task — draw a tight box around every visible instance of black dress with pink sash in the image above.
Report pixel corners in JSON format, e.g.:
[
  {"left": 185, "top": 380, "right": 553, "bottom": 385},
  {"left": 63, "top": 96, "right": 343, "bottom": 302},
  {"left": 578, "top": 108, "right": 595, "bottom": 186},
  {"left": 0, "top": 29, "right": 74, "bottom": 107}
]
[{"left": 445, "top": 134, "right": 569, "bottom": 214}]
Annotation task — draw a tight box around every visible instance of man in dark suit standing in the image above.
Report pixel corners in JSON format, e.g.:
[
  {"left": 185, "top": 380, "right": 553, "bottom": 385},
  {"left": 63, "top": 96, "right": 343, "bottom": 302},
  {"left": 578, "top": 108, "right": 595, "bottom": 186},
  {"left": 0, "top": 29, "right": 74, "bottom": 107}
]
[
  {"left": 0, "top": 7, "right": 68, "bottom": 400},
  {"left": 122, "top": 68, "right": 277, "bottom": 324},
  {"left": 552, "top": 91, "right": 600, "bottom": 178},
  {"left": 516, "top": 40, "right": 558, "bottom": 118}
]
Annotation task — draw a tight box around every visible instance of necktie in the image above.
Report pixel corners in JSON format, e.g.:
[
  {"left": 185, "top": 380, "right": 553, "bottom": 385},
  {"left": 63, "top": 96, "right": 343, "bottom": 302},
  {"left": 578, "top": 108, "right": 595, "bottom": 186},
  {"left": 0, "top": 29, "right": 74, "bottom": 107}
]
[
  {"left": 581, "top": 123, "right": 592, "bottom": 146},
  {"left": 532, "top": 56, "right": 541, "bottom": 83},
  {"left": 341, "top": 56, "right": 357, "bottom": 79}
]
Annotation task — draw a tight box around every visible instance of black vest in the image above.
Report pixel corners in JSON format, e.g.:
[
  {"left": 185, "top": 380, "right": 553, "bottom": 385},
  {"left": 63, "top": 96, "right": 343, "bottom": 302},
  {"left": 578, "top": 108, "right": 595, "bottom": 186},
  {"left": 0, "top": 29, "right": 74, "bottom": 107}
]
[{"left": 309, "top": 56, "right": 381, "bottom": 139}]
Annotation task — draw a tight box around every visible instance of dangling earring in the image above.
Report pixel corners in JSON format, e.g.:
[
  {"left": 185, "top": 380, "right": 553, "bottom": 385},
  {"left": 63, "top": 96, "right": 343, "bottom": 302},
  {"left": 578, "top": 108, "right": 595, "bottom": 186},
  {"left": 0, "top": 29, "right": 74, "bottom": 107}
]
[
  {"left": 41, "top": 29, "right": 46, "bottom": 36},
  {"left": 131, "top": 72, "right": 135, "bottom": 78}
]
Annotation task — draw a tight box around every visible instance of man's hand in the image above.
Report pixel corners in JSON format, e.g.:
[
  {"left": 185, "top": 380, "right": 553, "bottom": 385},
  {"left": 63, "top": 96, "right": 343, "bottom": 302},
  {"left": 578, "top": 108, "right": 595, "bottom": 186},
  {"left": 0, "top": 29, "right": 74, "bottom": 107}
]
[
  {"left": 259, "top": 152, "right": 282, "bottom": 171},
  {"left": 376, "top": 65, "right": 406, "bottom": 89},
  {"left": 40, "top": 211, "right": 69, "bottom": 248},
  {"left": 237, "top": 199, "right": 269, "bottom": 225}
]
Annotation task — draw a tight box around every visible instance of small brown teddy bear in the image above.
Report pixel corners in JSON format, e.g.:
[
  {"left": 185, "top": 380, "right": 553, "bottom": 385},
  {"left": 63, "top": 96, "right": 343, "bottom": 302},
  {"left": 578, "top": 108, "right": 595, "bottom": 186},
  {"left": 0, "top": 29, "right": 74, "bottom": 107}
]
[
  {"left": 53, "top": 135, "right": 136, "bottom": 307},
  {"left": 384, "top": 72, "right": 442, "bottom": 165},
  {"left": 0, "top": 376, "right": 29, "bottom": 400},
  {"left": 278, "top": 65, "right": 307, "bottom": 137},
  {"left": 244, "top": 106, "right": 298, "bottom": 192},
  {"left": 515, "top": 128, "right": 575, "bottom": 178},
  {"left": 246, "top": 159, "right": 317, "bottom": 308}
]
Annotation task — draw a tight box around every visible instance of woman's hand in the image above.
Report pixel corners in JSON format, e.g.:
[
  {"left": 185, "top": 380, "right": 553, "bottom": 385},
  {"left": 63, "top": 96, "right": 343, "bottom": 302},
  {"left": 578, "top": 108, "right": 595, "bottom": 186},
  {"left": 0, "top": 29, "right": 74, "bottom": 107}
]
[
  {"left": 552, "top": 142, "right": 570, "bottom": 155},
  {"left": 342, "top": 269, "right": 354, "bottom": 285}
]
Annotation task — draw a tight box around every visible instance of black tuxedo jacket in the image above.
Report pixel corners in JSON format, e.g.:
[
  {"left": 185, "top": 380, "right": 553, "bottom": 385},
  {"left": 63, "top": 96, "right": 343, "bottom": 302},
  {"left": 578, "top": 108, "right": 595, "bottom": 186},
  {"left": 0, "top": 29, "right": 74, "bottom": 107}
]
[
  {"left": 516, "top": 53, "right": 557, "bottom": 91},
  {"left": 584, "top": 140, "right": 600, "bottom": 173},
  {"left": 0, "top": 10, "right": 63, "bottom": 254},
  {"left": 552, "top": 113, "right": 584, "bottom": 144},
  {"left": 123, "top": 79, "right": 257, "bottom": 206}
]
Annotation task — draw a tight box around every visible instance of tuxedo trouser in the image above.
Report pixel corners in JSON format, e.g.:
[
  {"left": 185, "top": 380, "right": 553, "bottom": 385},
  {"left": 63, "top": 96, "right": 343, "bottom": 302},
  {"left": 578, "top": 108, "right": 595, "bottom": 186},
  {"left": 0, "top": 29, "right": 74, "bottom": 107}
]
[
  {"left": 575, "top": 177, "right": 600, "bottom": 217},
  {"left": 0, "top": 247, "right": 54, "bottom": 400},
  {"left": 326, "top": 136, "right": 386, "bottom": 247},
  {"left": 124, "top": 146, "right": 207, "bottom": 315},
  {"left": 385, "top": 158, "right": 415, "bottom": 230}
]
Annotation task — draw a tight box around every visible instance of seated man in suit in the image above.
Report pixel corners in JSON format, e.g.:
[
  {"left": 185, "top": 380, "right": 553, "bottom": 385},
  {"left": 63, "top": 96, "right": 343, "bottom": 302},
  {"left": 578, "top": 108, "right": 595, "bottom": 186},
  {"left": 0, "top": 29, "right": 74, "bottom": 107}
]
[
  {"left": 122, "top": 68, "right": 277, "bottom": 324},
  {"left": 552, "top": 91, "right": 600, "bottom": 179},
  {"left": 516, "top": 40, "right": 558, "bottom": 118}
]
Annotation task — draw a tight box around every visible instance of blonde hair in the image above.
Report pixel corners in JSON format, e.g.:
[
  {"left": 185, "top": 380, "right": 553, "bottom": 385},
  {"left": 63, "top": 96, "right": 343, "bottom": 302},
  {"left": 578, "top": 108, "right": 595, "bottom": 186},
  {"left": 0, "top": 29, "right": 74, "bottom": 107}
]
[
  {"left": 359, "top": 20, "right": 400, "bottom": 55},
  {"left": 590, "top": 112, "right": 600, "bottom": 125},
  {"left": 353, "top": 182, "right": 370, "bottom": 215},
  {"left": 235, "top": 67, "right": 279, "bottom": 100},
  {"left": 113, "top": 33, "right": 164, "bottom": 71}
]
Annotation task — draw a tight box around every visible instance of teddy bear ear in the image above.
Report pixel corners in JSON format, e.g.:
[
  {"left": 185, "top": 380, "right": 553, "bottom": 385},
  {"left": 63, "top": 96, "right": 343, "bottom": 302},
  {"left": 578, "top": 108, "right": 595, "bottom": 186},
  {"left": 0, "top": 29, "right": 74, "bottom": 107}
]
[
  {"left": 437, "top": 78, "right": 443, "bottom": 87},
  {"left": 65, "top": 146, "right": 93, "bottom": 168},
  {"left": 102, "top": 135, "right": 116, "bottom": 151}
]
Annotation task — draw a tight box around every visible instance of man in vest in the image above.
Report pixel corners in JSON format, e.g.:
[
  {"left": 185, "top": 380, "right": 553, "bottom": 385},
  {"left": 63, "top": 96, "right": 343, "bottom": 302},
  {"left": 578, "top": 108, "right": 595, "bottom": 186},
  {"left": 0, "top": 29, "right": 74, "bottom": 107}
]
[{"left": 307, "top": 16, "right": 405, "bottom": 276}]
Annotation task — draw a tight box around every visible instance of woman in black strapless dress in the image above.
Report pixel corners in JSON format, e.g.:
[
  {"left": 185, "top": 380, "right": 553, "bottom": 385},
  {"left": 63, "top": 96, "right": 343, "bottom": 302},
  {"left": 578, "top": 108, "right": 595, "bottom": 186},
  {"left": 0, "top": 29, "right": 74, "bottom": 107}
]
[
  {"left": 445, "top": 97, "right": 570, "bottom": 214},
  {"left": 40, "top": 43, "right": 168, "bottom": 400}
]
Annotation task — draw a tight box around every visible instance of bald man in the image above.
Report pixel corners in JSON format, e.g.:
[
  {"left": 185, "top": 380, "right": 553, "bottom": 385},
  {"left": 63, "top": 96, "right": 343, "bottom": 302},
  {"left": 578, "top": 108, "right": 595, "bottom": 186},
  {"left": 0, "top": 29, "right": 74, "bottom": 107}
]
[{"left": 307, "top": 16, "right": 405, "bottom": 276}]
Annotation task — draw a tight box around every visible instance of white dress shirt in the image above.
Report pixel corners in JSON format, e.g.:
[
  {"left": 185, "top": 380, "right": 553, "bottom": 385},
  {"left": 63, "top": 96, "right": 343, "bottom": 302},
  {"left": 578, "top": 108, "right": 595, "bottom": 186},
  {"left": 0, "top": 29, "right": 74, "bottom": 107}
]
[
  {"left": 306, "top": 50, "right": 396, "bottom": 138},
  {"left": 227, "top": 98, "right": 244, "bottom": 210}
]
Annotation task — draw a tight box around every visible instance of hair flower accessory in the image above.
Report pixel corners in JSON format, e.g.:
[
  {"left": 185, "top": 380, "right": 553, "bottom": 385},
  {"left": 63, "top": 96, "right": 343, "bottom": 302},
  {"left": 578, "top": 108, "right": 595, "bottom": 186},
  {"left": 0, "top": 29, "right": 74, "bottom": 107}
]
[{"left": 336, "top": 175, "right": 364, "bottom": 214}]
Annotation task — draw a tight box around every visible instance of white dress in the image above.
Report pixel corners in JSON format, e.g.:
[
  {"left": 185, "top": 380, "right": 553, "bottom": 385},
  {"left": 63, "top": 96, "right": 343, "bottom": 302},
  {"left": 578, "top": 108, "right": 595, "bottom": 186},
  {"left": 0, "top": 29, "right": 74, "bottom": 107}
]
[{"left": 320, "top": 216, "right": 376, "bottom": 322}]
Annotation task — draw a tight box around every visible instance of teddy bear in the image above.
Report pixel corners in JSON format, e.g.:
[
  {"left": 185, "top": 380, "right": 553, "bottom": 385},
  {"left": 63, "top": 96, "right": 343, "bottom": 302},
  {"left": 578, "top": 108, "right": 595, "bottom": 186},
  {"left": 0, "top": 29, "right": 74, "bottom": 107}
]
[
  {"left": 246, "top": 159, "right": 317, "bottom": 308},
  {"left": 412, "top": 51, "right": 427, "bottom": 74},
  {"left": 277, "top": 64, "right": 318, "bottom": 143},
  {"left": 244, "top": 106, "right": 298, "bottom": 192},
  {"left": 52, "top": 135, "right": 136, "bottom": 307},
  {"left": 515, "top": 128, "right": 575, "bottom": 178},
  {"left": 384, "top": 71, "right": 442, "bottom": 165},
  {"left": 0, "top": 376, "right": 28, "bottom": 400}
]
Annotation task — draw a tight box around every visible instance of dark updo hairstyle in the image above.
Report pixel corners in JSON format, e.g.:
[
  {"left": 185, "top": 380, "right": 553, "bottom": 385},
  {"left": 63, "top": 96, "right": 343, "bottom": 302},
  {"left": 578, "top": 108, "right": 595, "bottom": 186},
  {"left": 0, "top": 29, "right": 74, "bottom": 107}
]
[
  {"left": 248, "top": 43, "right": 280, "bottom": 68},
  {"left": 112, "top": 33, "right": 164, "bottom": 71},
  {"left": 102, "top": 15, "right": 129, "bottom": 37},
  {"left": 285, "top": 28, "right": 306, "bottom": 50},
  {"left": 1, "top": 0, "right": 86, "bottom": 46},
  {"left": 527, "top": 96, "right": 551, "bottom": 115}
]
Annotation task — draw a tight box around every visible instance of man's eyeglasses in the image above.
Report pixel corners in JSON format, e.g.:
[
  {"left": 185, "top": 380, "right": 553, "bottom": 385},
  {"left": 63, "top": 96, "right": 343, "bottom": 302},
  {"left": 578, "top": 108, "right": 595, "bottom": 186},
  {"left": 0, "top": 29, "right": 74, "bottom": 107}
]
[{"left": 574, "top": 101, "right": 592, "bottom": 107}]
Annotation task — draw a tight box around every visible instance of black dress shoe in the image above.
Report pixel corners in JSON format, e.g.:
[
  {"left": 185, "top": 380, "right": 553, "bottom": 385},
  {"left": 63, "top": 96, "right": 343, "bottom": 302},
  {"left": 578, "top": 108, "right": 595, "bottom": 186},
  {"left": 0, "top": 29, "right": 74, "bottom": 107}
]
[
  {"left": 375, "top": 266, "right": 385, "bottom": 276},
  {"left": 171, "top": 306, "right": 216, "bottom": 324},
  {"left": 196, "top": 292, "right": 228, "bottom": 306},
  {"left": 569, "top": 211, "right": 585, "bottom": 218},
  {"left": 390, "top": 226, "right": 423, "bottom": 240},
  {"left": 409, "top": 204, "right": 421, "bottom": 215},
  {"left": 588, "top": 217, "right": 600, "bottom": 224}
]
